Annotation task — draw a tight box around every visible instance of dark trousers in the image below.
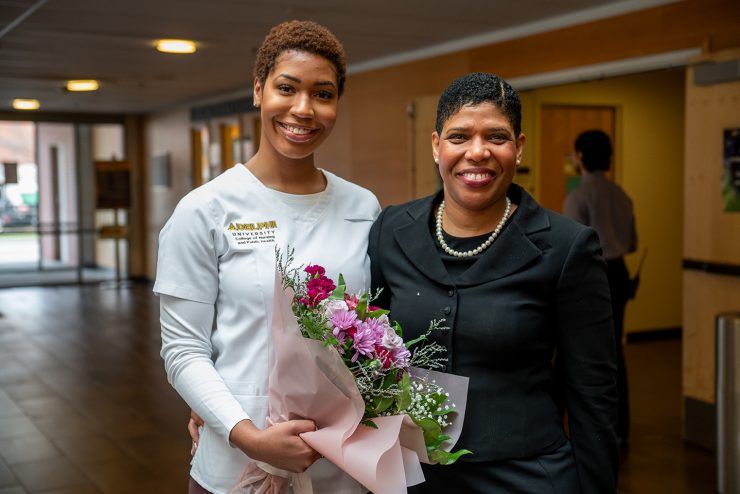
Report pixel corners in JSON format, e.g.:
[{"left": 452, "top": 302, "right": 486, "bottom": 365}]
[
  {"left": 189, "top": 477, "right": 212, "bottom": 494},
  {"left": 606, "top": 258, "right": 630, "bottom": 441},
  {"left": 408, "top": 440, "right": 579, "bottom": 493}
]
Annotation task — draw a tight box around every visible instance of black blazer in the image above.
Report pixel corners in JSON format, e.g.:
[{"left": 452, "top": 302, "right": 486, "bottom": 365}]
[{"left": 368, "top": 184, "right": 618, "bottom": 493}]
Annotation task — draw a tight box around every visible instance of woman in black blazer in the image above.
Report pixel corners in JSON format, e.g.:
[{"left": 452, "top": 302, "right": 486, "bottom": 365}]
[{"left": 368, "top": 73, "right": 618, "bottom": 493}]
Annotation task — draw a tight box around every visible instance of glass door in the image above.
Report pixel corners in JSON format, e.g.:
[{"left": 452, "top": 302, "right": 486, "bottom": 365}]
[
  {"left": 0, "top": 121, "right": 40, "bottom": 284},
  {"left": 0, "top": 120, "right": 127, "bottom": 287}
]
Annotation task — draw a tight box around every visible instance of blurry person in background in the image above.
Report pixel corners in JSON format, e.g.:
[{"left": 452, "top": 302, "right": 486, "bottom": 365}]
[{"left": 563, "top": 129, "right": 637, "bottom": 450}]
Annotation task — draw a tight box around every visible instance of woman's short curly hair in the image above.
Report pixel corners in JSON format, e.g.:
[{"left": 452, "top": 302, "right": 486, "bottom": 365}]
[
  {"left": 435, "top": 72, "right": 522, "bottom": 137},
  {"left": 254, "top": 20, "right": 346, "bottom": 97}
]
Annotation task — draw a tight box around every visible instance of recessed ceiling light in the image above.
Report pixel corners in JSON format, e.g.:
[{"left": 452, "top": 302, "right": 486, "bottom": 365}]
[
  {"left": 156, "top": 39, "right": 197, "bottom": 54},
  {"left": 66, "top": 79, "right": 100, "bottom": 92},
  {"left": 12, "top": 99, "right": 40, "bottom": 110}
]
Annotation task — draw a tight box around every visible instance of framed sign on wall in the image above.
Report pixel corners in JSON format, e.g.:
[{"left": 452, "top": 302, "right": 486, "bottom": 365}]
[
  {"left": 95, "top": 160, "right": 130, "bottom": 209},
  {"left": 723, "top": 128, "right": 740, "bottom": 213}
]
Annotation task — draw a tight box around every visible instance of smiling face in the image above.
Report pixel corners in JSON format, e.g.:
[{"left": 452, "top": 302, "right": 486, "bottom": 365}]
[
  {"left": 253, "top": 50, "right": 339, "bottom": 163},
  {"left": 432, "top": 102, "right": 525, "bottom": 215}
]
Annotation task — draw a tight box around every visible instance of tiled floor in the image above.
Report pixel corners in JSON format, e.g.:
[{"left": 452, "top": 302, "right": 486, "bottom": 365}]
[
  {"left": 0, "top": 284, "right": 715, "bottom": 493},
  {"left": 0, "top": 285, "right": 190, "bottom": 494}
]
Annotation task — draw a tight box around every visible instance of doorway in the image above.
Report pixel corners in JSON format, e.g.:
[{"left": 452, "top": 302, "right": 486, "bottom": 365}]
[
  {"left": 538, "top": 105, "right": 616, "bottom": 212},
  {"left": 0, "top": 120, "right": 128, "bottom": 287},
  {"left": 0, "top": 121, "right": 39, "bottom": 270}
]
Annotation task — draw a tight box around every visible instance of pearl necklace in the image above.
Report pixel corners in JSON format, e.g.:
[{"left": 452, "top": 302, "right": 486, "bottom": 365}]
[{"left": 435, "top": 197, "right": 512, "bottom": 258}]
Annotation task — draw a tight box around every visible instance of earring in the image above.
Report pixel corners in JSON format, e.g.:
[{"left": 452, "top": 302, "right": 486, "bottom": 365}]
[
  {"left": 434, "top": 157, "right": 439, "bottom": 164},
  {"left": 516, "top": 159, "right": 521, "bottom": 165}
]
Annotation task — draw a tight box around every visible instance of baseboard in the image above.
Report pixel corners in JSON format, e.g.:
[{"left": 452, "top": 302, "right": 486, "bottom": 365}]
[
  {"left": 127, "top": 275, "right": 152, "bottom": 285},
  {"left": 684, "top": 396, "right": 716, "bottom": 451},
  {"left": 626, "top": 327, "right": 682, "bottom": 343}
]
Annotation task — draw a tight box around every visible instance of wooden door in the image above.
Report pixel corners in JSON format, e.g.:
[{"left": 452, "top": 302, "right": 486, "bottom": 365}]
[
  {"left": 219, "top": 123, "right": 240, "bottom": 169},
  {"left": 410, "top": 95, "right": 441, "bottom": 199},
  {"left": 538, "top": 105, "right": 615, "bottom": 212},
  {"left": 191, "top": 128, "right": 205, "bottom": 188}
]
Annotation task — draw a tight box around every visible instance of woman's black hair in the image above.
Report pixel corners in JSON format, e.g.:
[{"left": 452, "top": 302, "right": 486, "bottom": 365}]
[{"left": 435, "top": 72, "right": 521, "bottom": 136}]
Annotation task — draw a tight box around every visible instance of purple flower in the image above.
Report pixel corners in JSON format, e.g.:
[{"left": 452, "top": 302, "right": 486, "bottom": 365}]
[
  {"left": 351, "top": 321, "right": 379, "bottom": 362},
  {"left": 331, "top": 309, "right": 358, "bottom": 343},
  {"left": 391, "top": 345, "right": 411, "bottom": 369},
  {"left": 364, "top": 317, "right": 387, "bottom": 341}
]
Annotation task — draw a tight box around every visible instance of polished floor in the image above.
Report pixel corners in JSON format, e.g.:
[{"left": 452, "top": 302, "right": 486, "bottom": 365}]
[{"left": 0, "top": 284, "right": 715, "bottom": 493}]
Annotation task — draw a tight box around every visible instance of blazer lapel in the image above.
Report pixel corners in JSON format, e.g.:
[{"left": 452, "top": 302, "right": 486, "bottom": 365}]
[
  {"left": 393, "top": 193, "right": 454, "bottom": 286},
  {"left": 456, "top": 184, "right": 550, "bottom": 287}
]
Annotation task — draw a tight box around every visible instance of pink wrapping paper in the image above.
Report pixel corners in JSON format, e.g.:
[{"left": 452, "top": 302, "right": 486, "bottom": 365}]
[{"left": 238, "top": 273, "right": 469, "bottom": 494}]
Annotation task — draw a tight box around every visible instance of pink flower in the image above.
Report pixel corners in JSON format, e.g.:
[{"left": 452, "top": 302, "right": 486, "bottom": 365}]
[
  {"left": 381, "top": 325, "right": 410, "bottom": 368},
  {"left": 304, "top": 265, "right": 326, "bottom": 277},
  {"left": 299, "top": 276, "right": 336, "bottom": 307},
  {"left": 351, "top": 321, "right": 379, "bottom": 362},
  {"left": 324, "top": 299, "right": 349, "bottom": 319},
  {"left": 391, "top": 346, "right": 411, "bottom": 369},
  {"left": 331, "top": 309, "right": 358, "bottom": 343},
  {"left": 363, "top": 317, "right": 386, "bottom": 340},
  {"left": 344, "top": 293, "right": 359, "bottom": 311},
  {"left": 381, "top": 325, "right": 403, "bottom": 351},
  {"left": 375, "top": 347, "right": 394, "bottom": 369}
]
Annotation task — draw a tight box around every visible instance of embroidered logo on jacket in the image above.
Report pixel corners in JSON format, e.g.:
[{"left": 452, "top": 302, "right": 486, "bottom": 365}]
[{"left": 227, "top": 220, "right": 278, "bottom": 246}]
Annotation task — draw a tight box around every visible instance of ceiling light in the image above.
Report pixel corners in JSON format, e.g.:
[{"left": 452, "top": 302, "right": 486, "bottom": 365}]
[
  {"left": 156, "top": 39, "right": 197, "bottom": 54},
  {"left": 66, "top": 79, "right": 99, "bottom": 92},
  {"left": 12, "top": 99, "right": 40, "bottom": 110}
]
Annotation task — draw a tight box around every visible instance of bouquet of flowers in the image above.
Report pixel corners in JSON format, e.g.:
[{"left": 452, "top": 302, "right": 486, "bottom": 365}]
[
  {"left": 234, "top": 249, "right": 470, "bottom": 494},
  {"left": 278, "top": 250, "right": 471, "bottom": 466}
]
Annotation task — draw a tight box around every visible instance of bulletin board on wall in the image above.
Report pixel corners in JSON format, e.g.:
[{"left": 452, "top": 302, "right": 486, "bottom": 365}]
[
  {"left": 724, "top": 128, "right": 740, "bottom": 212},
  {"left": 95, "top": 160, "right": 131, "bottom": 209}
]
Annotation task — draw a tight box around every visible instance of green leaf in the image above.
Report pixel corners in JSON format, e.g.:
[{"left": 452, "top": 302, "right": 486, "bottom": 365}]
[
  {"left": 414, "top": 417, "right": 442, "bottom": 445},
  {"left": 329, "top": 273, "right": 346, "bottom": 300},
  {"left": 404, "top": 333, "right": 428, "bottom": 349},
  {"left": 356, "top": 291, "right": 368, "bottom": 319},
  {"left": 368, "top": 308, "right": 390, "bottom": 318},
  {"left": 374, "top": 396, "right": 395, "bottom": 413},
  {"left": 361, "top": 419, "right": 379, "bottom": 429},
  {"left": 433, "top": 407, "right": 456, "bottom": 416},
  {"left": 381, "top": 370, "right": 397, "bottom": 387},
  {"left": 429, "top": 448, "right": 473, "bottom": 465},
  {"left": 425, "top": 434, "right": 450, "bottom": 451},
  {"left": 396, "top": 372, "right": 412, "bottom": 411}
]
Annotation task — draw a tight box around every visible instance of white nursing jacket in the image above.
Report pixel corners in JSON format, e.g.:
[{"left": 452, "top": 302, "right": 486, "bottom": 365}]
[{"left": 154, "top": 164, "right": 380, "bottom": 493}]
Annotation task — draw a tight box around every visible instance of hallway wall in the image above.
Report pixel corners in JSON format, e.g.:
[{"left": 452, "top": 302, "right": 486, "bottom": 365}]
[
  {"left": 682, "top": 48, "right": 740, "bottom": 447},
  {"left": 144, "top": 110, "right": 191, "bottom": 279},
  {"left": 524, "top": 70, "right": 686, "bottom": 333}
]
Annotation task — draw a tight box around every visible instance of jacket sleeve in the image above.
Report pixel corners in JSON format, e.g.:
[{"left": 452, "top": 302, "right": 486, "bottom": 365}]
[{"left": 555, "top": 226, "right": 619, "bottom": 493}]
